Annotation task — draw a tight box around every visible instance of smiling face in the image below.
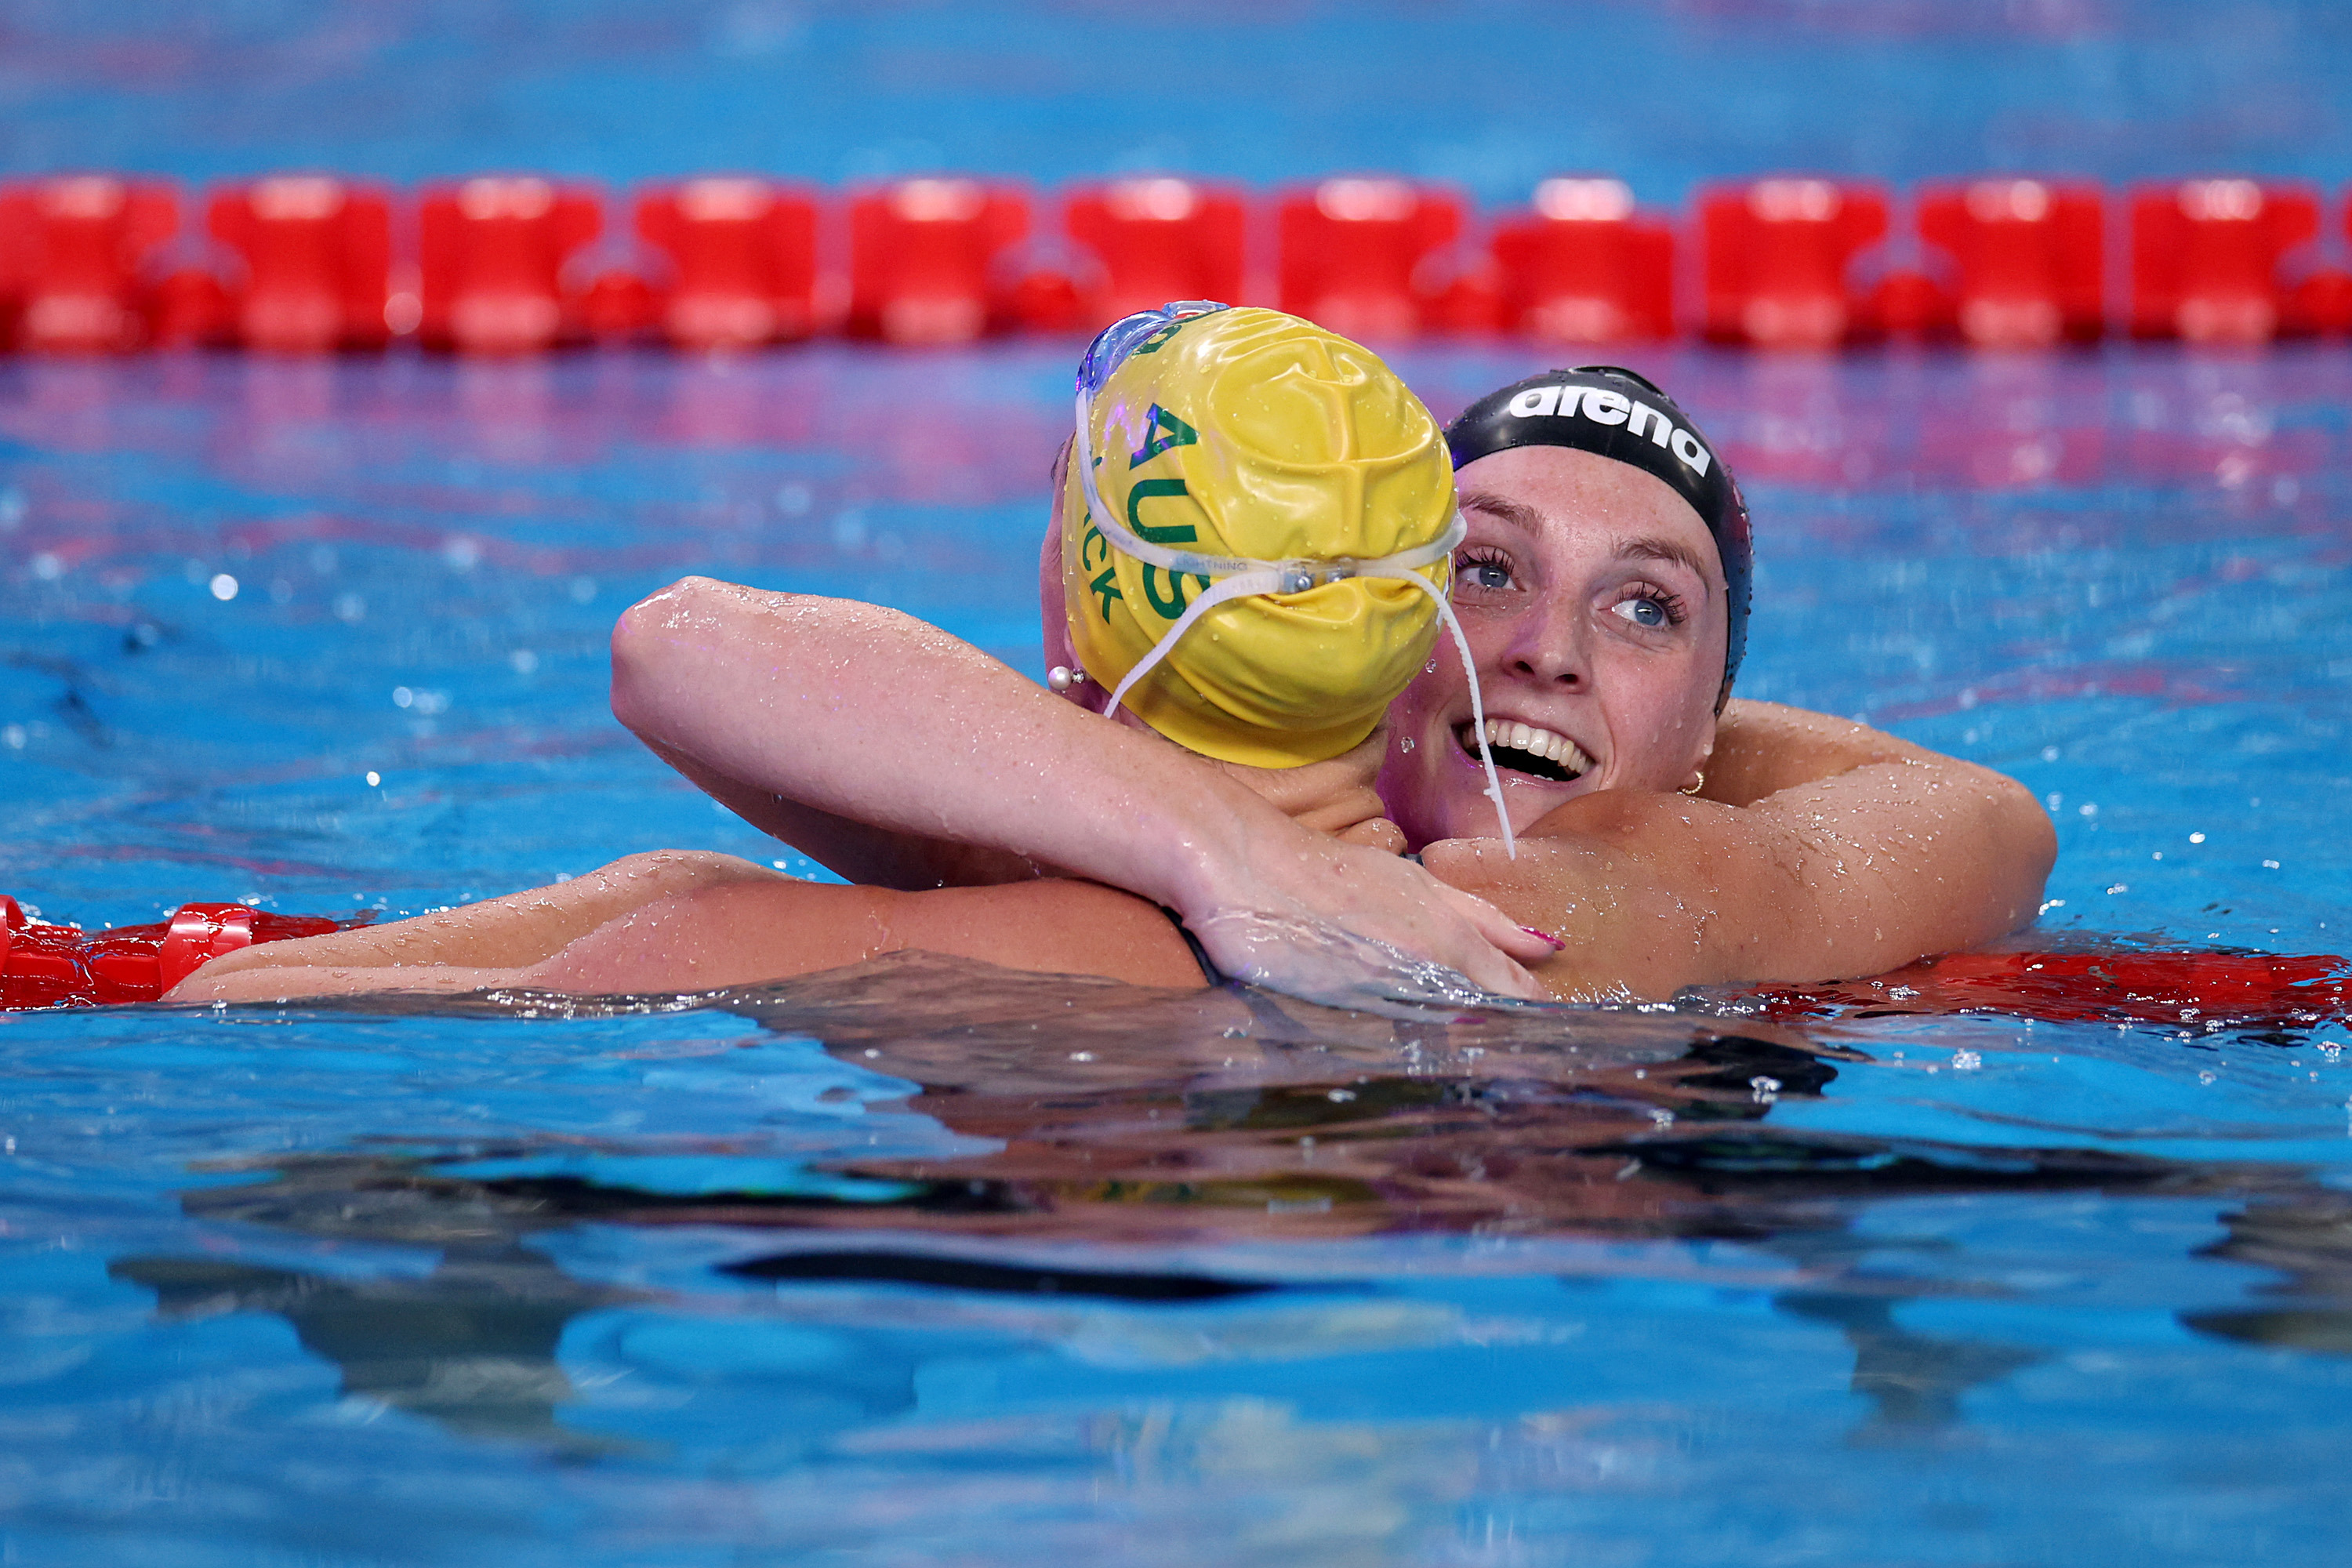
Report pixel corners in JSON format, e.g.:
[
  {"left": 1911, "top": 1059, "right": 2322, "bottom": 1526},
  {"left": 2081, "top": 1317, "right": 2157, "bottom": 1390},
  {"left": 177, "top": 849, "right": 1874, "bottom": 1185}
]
[{"left": 1377, "top": 444, "right": 1731, "bottom": 848}]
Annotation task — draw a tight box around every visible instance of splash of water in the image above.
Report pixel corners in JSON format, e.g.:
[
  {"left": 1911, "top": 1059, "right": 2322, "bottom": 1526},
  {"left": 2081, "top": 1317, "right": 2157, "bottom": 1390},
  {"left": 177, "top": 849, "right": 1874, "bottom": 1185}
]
[{"left": 1189, "top": 908, "right": 1550, "bottom": 1021}]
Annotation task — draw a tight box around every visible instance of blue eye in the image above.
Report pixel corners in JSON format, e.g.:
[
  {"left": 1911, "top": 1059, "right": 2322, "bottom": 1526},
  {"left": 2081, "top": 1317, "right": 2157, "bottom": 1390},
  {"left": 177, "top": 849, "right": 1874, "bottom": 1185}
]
[
  {"left": 1612, "top": 596, "right": 1668, "bottom": 628},
  {"left": 1457, "top": 554, "right": 1513, "bottom": 592}
]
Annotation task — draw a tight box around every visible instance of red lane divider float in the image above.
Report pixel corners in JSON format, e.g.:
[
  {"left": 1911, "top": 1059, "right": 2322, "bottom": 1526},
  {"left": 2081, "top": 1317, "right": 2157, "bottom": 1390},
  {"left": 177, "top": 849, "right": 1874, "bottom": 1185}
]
[
  {"left": 1064, "top": 176, "right": 1247, "bottom": 332},
  {"left": 0, "top": 176, "right": 180, "bottom": 352},
  {"left": 2128, "top": 178, "right": 2352, "bottom": 343},
  {"left": 636, "top": 176, "right": 822, "bottom": 350},
  {"left": 0, "top": 895, "right": 353, "bottom": 1010},
  {"left": 419, "top": 176, "right": 603, "bottom": 355},
  {"left": 1699, "top": 177, "right": 1890, "bottom": 349},
  {"left": 1915, "top": 178, "right": 2106, "bottom": 348},
  {"left": 847, "top": 178, "right": 1029, "bottom": 346},
  {"left": 1754, "top": 949, "right": 2349, "bottom": 1036},
  {"left": 1276, "top": 177, "right": 1466, "bottom": 342},
  {"left": 1491, "top": 177, "right": 1675, "bottom": 343},
  {"left": 208, "top": 176, "right": 394, "bottom": 353}
]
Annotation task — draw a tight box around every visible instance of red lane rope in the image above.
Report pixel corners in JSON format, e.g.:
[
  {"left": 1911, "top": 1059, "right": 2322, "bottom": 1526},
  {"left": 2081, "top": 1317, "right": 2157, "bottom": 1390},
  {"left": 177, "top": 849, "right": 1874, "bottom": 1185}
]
[
  {"left": 1748, "top": 949, "right": 2350, "bottom": 1035},
  {"left": 1, "top": 895, "right": 353, "bottom": 1009},
  {"left": 8, "top": 891, "right": 2345, "bottom": 1023}
]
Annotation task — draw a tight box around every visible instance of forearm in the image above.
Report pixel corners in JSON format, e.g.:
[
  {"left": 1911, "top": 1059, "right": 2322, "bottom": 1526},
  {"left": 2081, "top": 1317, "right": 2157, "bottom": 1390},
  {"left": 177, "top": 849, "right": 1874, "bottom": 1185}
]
[
  {"left": 610, "top": 577, "right": 1275, "bottom": 907},
  {"left": 635, "top": 731, "right": 1044, "bottom": 889},
  {"left": 1429, "top": 756, "right": 2056, "bottom": 998}
]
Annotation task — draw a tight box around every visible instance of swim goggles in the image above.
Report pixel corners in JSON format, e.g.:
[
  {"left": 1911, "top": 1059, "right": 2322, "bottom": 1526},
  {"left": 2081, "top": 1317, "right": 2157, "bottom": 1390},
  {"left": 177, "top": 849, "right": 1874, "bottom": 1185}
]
[{"left": 1073, "top": 302, "right": 1517, "bottom": 857}]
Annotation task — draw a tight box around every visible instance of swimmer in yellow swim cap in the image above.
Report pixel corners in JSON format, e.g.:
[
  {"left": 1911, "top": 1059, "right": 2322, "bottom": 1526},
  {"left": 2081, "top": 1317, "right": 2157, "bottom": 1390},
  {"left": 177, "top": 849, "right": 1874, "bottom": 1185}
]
[{"left": 1049, "top": 302, "right": 1516, "bottom": 847}]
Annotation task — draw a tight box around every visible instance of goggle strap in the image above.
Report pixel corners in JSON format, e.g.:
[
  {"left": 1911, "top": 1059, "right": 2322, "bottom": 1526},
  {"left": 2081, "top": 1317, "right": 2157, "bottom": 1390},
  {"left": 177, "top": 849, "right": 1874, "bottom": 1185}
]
[
  {"left": 1099, "top": 568, "right": 1287, "bottom": 726},
  {"left": 1374, "top": 568, "right": 1517, "bottom": 860}
]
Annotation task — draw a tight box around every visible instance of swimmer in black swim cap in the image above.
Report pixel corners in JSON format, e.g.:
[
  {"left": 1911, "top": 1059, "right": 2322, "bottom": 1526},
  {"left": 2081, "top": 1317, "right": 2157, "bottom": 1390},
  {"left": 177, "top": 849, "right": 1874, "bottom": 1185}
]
[{"left": 1376, "top": 366, "right": 1752, "bottom": 850}]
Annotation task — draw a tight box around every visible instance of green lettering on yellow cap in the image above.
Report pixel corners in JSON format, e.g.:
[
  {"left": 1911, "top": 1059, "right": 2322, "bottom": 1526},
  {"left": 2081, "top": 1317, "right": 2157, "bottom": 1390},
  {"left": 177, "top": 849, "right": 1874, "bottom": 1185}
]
[
  {"left": 1126, "top": 477, "right": 1197, "bottom": 545},
  {"left": 1130, "top": 403, "right": 1199, "bottom": 469},
  {"left": 1142, "top": 564, "right": 1192, "bottom": 619},
  {"left": 1089, "top": 565, "right": 1123, "bottom": 620}
]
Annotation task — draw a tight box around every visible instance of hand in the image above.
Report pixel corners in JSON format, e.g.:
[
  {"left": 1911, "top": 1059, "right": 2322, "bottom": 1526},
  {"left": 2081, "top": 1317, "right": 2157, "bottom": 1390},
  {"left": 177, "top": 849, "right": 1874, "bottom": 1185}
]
[
  {"left": 1208, "top": 728, "right": 1399, "bottom": 844},
  {"left": 1171, "top": 822, "right": 1556, "bottom": 1012}
]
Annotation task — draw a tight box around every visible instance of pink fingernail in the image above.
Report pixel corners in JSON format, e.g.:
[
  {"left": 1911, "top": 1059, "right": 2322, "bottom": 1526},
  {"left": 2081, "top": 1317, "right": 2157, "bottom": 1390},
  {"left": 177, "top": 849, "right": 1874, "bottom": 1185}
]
[{"left": 1523, "top": 926, "right": 1566, "bottom": 951}]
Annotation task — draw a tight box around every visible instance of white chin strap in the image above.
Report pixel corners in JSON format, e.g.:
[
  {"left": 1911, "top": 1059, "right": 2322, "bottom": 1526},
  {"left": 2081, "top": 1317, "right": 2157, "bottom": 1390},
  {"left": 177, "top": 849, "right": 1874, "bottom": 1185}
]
[{"left": 1076, "top": 385, "right": 1516, "bottom": 860}]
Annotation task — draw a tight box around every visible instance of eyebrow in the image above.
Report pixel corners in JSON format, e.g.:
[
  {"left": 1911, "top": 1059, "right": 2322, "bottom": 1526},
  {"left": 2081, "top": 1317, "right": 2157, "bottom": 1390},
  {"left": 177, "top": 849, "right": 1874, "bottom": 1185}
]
[
  {"left": 1615, "top": 534, "right": 1716, "bottom": 594},
  {"left": 1458, "top": 489, "right": 1544, "bottom": 534}
]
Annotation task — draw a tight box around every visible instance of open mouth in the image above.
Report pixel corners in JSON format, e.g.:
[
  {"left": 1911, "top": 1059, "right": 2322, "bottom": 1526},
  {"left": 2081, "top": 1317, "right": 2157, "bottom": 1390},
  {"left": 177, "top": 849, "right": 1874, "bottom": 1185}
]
[{"left": 1456, "top": 718, "right": 1592, "bottom": 785}]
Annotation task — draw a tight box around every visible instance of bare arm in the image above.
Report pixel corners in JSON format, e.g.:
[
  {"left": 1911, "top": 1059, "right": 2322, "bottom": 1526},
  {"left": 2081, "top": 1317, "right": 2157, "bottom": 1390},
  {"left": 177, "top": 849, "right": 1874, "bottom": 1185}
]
[
  {"left": 1425, "top": 700, "right": 2058, "bottom": 1000},
  {"left": 608, "top": 577, "right": 1552, "bottom": 1004}
]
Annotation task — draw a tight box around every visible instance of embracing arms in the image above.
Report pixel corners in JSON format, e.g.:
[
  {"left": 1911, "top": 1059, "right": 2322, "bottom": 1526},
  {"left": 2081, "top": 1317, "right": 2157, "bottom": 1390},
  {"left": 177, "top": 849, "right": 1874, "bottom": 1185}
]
[
  {"left": 612, "top": 579, "right": 2053, "bottom": 1004},
  {"left": 608, "top": 577, "right": 1552, "bottom": 1001}
]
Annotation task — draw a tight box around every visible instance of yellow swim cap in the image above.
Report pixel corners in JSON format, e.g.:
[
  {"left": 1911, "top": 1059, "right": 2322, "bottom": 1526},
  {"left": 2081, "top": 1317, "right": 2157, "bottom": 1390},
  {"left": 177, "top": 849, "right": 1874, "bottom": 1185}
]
[{"left": 1061, "top": 304, "right": 1458, "bottom": 768}]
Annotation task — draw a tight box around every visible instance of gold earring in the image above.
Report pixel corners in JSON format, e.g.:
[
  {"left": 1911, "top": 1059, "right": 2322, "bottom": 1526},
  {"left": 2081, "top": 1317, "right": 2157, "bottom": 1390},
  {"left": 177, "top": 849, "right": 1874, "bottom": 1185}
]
[{"left": 1681, "top": 770, "right": 1705, "bottom": 797}]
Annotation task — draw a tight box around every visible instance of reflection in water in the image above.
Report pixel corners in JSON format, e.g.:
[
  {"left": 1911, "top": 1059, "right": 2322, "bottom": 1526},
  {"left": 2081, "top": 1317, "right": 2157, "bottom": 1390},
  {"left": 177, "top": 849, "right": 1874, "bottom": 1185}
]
[
  {"left": 108, "top": 1244, "right": 631, "bottom": 1454},
  {"left": 112, "top": 955, "right": 2331, "bottom": 1461},
  {"left": 1779, "top": 1290, "right": 2043, "bottom": 1434},
  {"left": 2186, "top": 1196, "right": 2352, "bottom": 1356}
]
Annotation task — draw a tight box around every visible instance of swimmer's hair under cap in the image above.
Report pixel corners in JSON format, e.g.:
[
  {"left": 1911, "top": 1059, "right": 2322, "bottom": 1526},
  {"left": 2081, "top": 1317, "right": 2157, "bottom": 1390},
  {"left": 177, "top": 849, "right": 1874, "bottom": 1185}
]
[
  {"left": 1062, "top": 305, "right": 1458, "bottom": 768},
  {"left": 1445, "top": 366, "right": 1751, "bottom": 710}
]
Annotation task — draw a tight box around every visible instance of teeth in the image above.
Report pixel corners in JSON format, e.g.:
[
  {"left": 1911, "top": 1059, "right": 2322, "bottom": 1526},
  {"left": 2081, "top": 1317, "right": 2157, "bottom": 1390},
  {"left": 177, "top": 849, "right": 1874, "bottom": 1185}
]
[{"left": 1476, "top": 718, "right": 1592, "bottom": 776}]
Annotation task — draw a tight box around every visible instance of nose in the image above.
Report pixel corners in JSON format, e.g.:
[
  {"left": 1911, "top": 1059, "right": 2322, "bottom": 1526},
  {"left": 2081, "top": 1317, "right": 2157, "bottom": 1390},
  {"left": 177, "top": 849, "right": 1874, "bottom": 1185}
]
[{"left": 1495, "top": 595, "right": 1587, "bottom": 689}]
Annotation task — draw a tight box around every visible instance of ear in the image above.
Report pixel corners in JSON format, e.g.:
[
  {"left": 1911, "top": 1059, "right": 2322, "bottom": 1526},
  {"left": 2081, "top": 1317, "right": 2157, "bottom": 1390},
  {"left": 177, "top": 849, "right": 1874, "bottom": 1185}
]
[
  {"left": 1037, "top": 453, "right": 1083, "bottom": 686},
  {"left": 1685, "top": 708, "right": 1720, "bottom": 794}
]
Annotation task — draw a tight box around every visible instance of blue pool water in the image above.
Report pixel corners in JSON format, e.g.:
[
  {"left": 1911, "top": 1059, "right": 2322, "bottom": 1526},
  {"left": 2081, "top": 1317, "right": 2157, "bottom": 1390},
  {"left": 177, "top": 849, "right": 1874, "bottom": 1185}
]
[
  {"left": 2, "top": 343, "right": 2350, "bottom": 1566},
  {"left": 8, "top": 0, "right": 2352, "bottom": 1560},
  {"left": 10, "top": 0, "right": 2352, "bottom": 200}
]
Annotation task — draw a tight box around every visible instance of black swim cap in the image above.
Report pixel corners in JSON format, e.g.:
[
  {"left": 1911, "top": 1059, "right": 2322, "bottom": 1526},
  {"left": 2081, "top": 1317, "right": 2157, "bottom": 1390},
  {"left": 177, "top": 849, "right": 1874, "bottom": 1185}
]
[{"left": 1445, "top": 367, "right": 1751, "bottom": 710}]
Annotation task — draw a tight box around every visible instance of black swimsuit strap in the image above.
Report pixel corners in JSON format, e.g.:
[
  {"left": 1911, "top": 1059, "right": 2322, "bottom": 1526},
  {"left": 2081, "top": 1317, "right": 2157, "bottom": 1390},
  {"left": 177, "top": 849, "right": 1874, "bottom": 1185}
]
[{"left": 1158, "top": 906, "right": 1224, "bottom": 986}]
